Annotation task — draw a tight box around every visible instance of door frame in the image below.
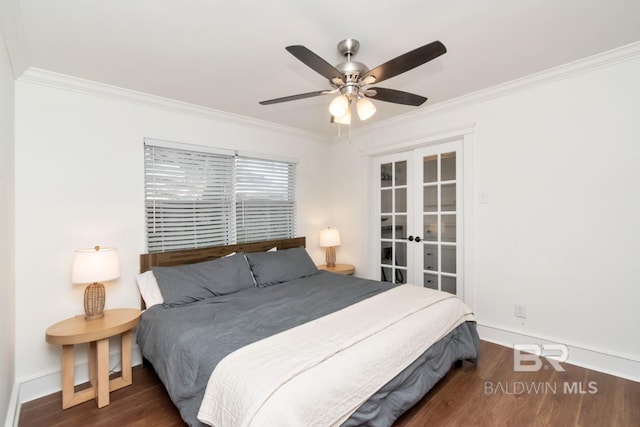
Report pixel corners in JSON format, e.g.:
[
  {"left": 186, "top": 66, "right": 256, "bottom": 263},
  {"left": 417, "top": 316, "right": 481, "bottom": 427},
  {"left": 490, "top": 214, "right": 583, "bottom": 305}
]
[{"left": 365, "top": 125, "right": 476, "bottom": 310}]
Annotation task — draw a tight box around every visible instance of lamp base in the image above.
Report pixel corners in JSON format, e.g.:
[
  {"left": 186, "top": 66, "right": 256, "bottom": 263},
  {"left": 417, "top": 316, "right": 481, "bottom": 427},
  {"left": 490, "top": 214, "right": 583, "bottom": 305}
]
[
  {"left": 325, "top": 247, "right": 336, "bottom": 268},
  {"left": 84, "top": 312, "right": 104, "bottom": 321},
  {"left": 84, "top": 282, "right": 105, "bottom": 320}
]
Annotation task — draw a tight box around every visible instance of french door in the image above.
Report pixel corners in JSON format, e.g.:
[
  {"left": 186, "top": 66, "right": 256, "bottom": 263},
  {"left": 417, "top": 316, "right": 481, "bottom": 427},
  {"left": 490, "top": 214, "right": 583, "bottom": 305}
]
[{"left": 373, "top": 140, "right": 463, "bottom": 296}]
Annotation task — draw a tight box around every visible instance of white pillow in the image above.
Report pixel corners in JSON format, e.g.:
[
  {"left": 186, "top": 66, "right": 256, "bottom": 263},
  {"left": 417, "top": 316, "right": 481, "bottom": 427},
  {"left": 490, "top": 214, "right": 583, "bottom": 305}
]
[{"left": 135, "top": 270, "right": 164, "bottom": 308}]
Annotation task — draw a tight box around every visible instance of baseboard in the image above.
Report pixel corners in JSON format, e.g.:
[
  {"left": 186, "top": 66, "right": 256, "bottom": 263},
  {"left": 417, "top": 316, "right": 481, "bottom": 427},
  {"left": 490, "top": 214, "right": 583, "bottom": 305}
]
[
  {"left": 3, "top": 382, "right": 20, "bottom": 427},
  {"left": 477, "top": 323, "right": 640, "bottom": 383},
  {"left": 17, "top": 347, "right": 143, "bottom": 404}
]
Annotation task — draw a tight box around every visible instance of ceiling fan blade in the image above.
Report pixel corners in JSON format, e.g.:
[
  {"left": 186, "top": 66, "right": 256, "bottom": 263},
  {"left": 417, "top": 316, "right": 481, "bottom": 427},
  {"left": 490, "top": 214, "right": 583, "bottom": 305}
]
[
  {"left": 259, "top": 90, "right": 330, "bottom": 105},
  {"left": 286, "top": 45, "right": 343, "bottom": 81},
  {"left": 362, "top": 41, "right": 446, "bottom": 85},
  {"left": 367, "top": 87, "right": 428, "bottom": 106}
]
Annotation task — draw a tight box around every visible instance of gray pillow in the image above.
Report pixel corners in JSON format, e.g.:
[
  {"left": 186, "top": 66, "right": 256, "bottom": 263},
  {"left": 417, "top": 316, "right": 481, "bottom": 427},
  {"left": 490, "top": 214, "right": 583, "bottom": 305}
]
[
  {"left": 152, "top": 253, "right": 255, "bottom": 307},
  {"left": 245, "top": 247, "right": 318, "bottom": 287}
]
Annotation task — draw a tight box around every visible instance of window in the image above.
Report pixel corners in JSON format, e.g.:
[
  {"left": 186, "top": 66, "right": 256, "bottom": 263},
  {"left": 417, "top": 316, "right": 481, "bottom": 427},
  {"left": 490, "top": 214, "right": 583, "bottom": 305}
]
[
  {"left": 235, "top": 157, "right": 296, "bottom": 243},
  {"left": 144, "top": 139, "right": 296, "bottom": 252}
]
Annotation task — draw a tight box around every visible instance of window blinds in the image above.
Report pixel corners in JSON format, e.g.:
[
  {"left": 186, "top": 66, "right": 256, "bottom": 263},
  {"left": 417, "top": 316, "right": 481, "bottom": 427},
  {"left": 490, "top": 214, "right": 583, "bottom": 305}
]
[
  {"left": 144, "top": 141, "right": 296, "bottom": 252},
  {"left": 235, "top": 157, "right": 296, "bottom": 243},
  {"left": 144, "top": 145, "right": 235, "bottom": 252}
]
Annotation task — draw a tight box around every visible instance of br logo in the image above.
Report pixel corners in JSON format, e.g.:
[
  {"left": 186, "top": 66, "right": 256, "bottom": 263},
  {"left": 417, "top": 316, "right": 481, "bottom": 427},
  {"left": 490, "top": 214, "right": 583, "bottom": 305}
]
[{"left": 513, "top": 344, "right": 568, "bottom": 372}]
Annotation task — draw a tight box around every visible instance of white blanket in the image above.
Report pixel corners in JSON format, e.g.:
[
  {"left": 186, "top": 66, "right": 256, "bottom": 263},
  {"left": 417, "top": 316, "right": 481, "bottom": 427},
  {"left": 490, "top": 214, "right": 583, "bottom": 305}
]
[{"left": 197, "top": 284, "right": 474, "bottom": 427}]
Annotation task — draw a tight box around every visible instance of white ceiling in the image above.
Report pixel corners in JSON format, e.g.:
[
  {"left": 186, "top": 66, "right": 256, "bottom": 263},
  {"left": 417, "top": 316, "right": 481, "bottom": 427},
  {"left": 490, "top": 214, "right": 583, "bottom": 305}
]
[{"left": 6, "top": 0, "right": 640, "bottom": 137}]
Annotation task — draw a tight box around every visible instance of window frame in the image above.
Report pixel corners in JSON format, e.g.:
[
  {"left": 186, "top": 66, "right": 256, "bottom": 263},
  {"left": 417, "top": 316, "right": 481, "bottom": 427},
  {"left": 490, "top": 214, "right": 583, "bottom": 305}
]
[{"left": 143, "top": 139, "right": 297, "bottom": 253}]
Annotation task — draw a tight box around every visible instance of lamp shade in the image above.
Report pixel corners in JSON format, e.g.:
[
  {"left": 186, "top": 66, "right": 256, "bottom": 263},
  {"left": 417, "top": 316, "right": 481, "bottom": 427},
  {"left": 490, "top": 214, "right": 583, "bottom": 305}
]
[
  {"left": 71, "top": 246, "right": 120, "bottom": 284},
  {"left": 332, "top": 106, "right": 351, "bottom": 125},
  {"left": 357, "top": 97, "right": 376, "bottom": 120},
  {"left": 319, "top": 228, "right": 341, "bottom": 248},
  {"left": 329, "top": 95, "right": 349, "bottom": 118}
]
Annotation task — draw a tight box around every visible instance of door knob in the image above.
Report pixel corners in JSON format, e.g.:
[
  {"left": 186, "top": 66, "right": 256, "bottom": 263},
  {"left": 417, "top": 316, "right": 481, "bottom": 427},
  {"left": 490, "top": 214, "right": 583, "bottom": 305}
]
[
  {"left": 415, "top": 236, "right": 422, "bottom": 242},
  {"left": 408, "top": 235, "right": 414, "bottom": 241}
]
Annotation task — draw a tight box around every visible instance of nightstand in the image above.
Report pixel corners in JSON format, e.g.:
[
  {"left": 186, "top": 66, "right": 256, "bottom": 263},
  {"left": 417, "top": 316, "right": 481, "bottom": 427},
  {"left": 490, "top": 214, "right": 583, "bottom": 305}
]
[
  {"left": 317, "top": 263, "right": 355, "bottom": 275},
  {"left": 45, "top": 308, "right": 141, "bottom": 409}
]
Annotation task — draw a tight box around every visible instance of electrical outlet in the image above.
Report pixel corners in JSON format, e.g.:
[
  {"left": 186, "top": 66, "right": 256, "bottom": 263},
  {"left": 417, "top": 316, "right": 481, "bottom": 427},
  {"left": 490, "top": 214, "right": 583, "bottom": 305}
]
[{"left": 514, "top": 304, "right": 527, "bottom": 318}]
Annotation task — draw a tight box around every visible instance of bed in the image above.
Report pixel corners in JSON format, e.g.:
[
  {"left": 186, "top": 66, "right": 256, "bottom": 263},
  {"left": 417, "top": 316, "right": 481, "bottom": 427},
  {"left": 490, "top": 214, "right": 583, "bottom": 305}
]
[{"left": 136, "top": 237, "right": 479, "bottom": 427}]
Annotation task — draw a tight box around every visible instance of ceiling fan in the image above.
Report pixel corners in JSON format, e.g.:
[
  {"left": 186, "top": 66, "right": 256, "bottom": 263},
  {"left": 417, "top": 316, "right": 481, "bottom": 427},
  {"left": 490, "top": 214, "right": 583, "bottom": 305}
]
[{"left": 259, "top": 38, "right": 447, "bottom": 124}]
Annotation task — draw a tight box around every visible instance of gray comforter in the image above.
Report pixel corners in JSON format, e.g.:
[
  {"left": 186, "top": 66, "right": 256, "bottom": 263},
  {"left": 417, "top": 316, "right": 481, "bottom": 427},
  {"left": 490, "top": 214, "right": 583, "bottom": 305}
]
[{"left": 137, "top": 271, "right": 479, "bottom": 426}]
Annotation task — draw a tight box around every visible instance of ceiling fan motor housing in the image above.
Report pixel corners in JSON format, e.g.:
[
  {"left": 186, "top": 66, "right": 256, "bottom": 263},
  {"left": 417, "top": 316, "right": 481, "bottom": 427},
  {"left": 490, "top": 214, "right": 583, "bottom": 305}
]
[{"left": 334, "top": 39, "right": 368, "bottom": 96}]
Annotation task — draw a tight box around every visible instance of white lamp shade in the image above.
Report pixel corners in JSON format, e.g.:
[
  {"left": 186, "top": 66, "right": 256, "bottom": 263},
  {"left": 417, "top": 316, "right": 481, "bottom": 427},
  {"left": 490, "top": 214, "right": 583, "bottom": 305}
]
[
  {"left": 329, "top": 95, "right": 349, "bottom": 118},
  {"left": 357, "top": 97, "right": 376, "bottom": 120},
  {"left": 319, "top": 228, "right": 341, "bottom": 248},
  {"left": 71, "top": 246, "right": 120, "bottom": 284},
  {"left": 332, "top": 106, "right": 351, "bottom": 125}
]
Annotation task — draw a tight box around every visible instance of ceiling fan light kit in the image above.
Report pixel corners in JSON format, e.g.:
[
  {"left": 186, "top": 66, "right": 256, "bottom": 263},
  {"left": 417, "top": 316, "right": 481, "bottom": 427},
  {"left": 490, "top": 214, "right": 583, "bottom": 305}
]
[{"left": 259, "top": 38, "right": 447, "bottom": 127}]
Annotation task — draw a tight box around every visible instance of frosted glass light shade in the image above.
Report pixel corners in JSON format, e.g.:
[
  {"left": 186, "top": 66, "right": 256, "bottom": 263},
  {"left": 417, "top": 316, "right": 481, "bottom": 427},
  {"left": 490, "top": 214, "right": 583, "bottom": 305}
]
[
  {"left": 357, "top": 97, "right": 376, "bottom": 120},
  {"left": 319, "top": 228, "right": 341, "bottom": 248},
  {"left": 71, "top": 246, "right": 120, "bottom": 284},
  {"left": 332, "top": 106, "right": 351, "bottom": 125},
  {"left": 329, "top": 95, "right": 349, "bottom": 118}
]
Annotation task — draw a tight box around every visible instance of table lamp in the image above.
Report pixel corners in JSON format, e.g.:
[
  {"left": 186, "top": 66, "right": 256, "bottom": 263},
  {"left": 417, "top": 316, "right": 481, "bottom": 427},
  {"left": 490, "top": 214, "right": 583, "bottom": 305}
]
[
  {"left": 71, "top": 246, "right": 120, "bottom": 320},
  {"left": 319, "top": 228, "right": 341, "bottom": 268}
]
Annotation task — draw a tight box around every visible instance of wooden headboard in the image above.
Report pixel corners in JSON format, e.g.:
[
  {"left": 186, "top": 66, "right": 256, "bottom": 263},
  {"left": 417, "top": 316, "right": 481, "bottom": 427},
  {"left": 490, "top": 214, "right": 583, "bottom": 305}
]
[{"left": 140, "top": 237, "right": 306, "bottom": 273}]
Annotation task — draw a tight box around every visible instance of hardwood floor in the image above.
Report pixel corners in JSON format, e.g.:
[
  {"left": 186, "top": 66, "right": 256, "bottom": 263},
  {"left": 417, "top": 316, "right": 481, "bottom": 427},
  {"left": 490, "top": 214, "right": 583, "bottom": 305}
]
[{"left": 19, "top": 341, "right": 640, "bottom": 427}]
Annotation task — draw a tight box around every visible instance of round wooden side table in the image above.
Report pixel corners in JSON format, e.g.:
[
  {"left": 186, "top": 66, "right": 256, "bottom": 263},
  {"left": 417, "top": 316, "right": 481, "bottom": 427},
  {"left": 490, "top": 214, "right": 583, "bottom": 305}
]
[{"left": 45, "top": 308, "right": 141, "bottom": 409}]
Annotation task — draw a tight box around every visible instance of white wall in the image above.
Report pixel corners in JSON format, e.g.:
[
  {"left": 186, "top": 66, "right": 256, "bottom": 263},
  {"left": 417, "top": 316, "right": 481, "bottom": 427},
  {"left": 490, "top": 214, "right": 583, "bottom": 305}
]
[
  {"left": 0, "top": 25, "right": 16, "bottom": 425},
  {"left": 14, "top": 74, "right": 333, "bottom": 401},
  {"left": 332, "top": 45, "right": 640, "bottom": 379}
]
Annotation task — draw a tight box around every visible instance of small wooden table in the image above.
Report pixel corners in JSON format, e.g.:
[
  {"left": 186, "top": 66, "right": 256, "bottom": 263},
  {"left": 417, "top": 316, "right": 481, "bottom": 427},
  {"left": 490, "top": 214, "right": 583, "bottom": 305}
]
[
  {"left": 45, "top": 308, "right": 141, "bottom": 409},
  {"left": 317, "top": 263, "right": 355, "bottom": 275}
]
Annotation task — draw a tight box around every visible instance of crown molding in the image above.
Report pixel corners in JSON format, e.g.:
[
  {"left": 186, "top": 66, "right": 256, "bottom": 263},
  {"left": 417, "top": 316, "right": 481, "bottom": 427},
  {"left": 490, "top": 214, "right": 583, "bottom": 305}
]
[
  {"left": 17, "top": 67, "right": 328, "bottom": 143},
  {"left": 354, "top": 40, "right": 640, "bottom": 139}
]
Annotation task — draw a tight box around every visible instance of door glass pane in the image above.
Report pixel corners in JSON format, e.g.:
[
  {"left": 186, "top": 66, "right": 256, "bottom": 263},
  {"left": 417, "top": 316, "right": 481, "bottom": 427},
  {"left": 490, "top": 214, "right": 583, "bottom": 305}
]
[
  {"left": 424, "top": 244, "right": 438, "bottom": 272},
  {"left": 396, "top": 188, "right": 407, "bottom": 213},
  {"left": 423, "top": 186, "right": 437, "bottom": 212},
  {"left": 441, "top": 183, "right": 456, "bottom": 211},
  {"left": 441, "top": 245, "right": 456, "bottom": 273},
  {"left": 381, "top": 267, "right": 393, "bottom": 283},
  {"left": 381, "top": 242, "right": 392, "bottom": 265},
  {"left": 395, "top": 161, "right": 407, "bottom": 186},
  {"left": 441, "top": 214, "right": 456, "bottom": 242},
  {"left": 423, "top": 155, "right": 437, "bottom": 183},
  {"left": 441, "top": 275, "right": 456, "bottom": 294},
  {"left": 423, "top": 214, "right": 438, "bottom": 241},
  {"left": 395, "top": 268, "right": 407, "bottom": 284},
  {"left": 381, "top": 163, "right": 392, "bottom": 187},
  {"left": 424, "top": 273, "right": 438, "bottom": 289},
  {"left": 381, "top": 215, "right": 392, "bottom": 238},
  {"left": 395, "top": 242, "right": 407, "bottom": 267},
  {"left": 395, "top": 215, "right": 407, "bottom": 239},
  {"left": 441, "top": 152, "right": 456, "bottom": 181},
  {"left": 381, "top": 189, "right": 392, "bottom": 213}
]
